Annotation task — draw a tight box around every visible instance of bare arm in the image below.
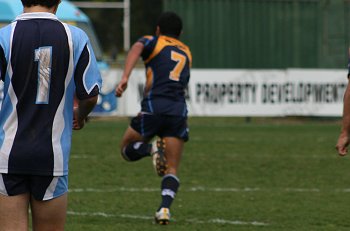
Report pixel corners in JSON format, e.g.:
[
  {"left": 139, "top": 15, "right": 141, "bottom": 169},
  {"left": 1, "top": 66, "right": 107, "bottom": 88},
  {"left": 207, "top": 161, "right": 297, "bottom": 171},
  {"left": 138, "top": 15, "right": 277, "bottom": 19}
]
[
  {"left": 73, "top": 95, "right": 98, "bottom": 130},
  {"left": 336, "top": 79, "right": 350, "bottom": 155},
  {"left": 115, "top": 41, "right": 144, "bottom": 97}
]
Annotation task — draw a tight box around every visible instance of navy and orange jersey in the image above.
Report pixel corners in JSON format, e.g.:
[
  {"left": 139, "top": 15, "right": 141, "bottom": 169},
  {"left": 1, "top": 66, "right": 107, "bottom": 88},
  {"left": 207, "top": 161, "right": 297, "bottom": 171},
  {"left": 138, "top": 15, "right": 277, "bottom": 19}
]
[{"left": 137, "top": 35, "right": 192, "bottom": 116}]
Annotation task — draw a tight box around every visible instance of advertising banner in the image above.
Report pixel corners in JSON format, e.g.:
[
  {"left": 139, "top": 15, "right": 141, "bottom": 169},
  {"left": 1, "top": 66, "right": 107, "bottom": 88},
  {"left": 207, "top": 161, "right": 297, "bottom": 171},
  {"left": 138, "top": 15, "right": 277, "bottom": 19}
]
[
  {"left": 0, "top": 68, "right": 343, "bottom": 117},
  {"left": 117, "top": 68, "right": 347, "bottom": 117}
]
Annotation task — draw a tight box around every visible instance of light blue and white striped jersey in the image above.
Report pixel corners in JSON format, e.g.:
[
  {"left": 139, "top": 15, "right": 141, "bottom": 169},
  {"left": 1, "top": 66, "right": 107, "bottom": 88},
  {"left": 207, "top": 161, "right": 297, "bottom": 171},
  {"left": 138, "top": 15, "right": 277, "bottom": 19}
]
[{"left": 0, "top": 12, "right": 102, "bottom": 176}]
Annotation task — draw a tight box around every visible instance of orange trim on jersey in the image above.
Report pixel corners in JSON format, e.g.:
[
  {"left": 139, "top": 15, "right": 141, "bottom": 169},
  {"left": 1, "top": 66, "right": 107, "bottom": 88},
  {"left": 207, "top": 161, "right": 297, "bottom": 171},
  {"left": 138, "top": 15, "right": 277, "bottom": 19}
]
[
  {"left": 144, "top": 36, "right": 192, "bottom": 67},
  {"left": 143, "top": 35, "right": 154, "bottom": 40},
  {"left": 145, "top": 67, "right": 154, "bottom": 95}
]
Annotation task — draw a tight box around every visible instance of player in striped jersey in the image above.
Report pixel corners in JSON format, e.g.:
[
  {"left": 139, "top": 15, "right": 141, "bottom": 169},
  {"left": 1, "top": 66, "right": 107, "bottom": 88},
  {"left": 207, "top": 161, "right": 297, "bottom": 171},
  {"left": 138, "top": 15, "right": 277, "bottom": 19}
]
[
  {"left": 116, "top": 11, "right": 192, "bottom": 225},
  {"left": 0, "top": 0, "right": 102, "bottom": 230}
]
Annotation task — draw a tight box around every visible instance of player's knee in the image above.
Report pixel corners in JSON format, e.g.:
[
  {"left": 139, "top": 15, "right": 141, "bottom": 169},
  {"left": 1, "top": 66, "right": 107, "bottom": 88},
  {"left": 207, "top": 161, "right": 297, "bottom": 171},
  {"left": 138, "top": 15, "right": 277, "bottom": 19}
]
[{"left": 121, "top": 142, "right": 152, "bottom": 162}]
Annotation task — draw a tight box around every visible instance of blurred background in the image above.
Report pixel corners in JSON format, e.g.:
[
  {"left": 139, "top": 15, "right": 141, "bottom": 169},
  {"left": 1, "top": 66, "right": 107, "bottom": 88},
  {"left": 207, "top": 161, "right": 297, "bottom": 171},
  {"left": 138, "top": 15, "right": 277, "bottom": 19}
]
[
  {"left": 0, "top": 0, "right": 348, "bottom": 116},
  {"left": 74, "top": 0, "right": 350, "bottom": 69},
  {"left": 72, "top": 0, "right": 162, "bottom": 64}
]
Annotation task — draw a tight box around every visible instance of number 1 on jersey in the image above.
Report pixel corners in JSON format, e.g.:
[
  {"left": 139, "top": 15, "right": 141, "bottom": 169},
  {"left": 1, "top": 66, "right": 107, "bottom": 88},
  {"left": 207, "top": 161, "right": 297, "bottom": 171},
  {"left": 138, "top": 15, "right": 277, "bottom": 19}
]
[
  {"left": 34, "top": 46, "right": 52, "bottom": 104},
  {"left": 169, "top": 51, "right": 186, "bottom": 81}
]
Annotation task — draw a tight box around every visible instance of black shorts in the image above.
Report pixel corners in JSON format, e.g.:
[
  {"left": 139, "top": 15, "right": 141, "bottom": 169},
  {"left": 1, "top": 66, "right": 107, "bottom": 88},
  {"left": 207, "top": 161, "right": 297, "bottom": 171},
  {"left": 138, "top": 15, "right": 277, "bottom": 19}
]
[
  {"left": 0, "top": 173, "right": 68, "bottom": 201},
  {"left": 130, "top": 112, "right": 189, "bottom": 142}
]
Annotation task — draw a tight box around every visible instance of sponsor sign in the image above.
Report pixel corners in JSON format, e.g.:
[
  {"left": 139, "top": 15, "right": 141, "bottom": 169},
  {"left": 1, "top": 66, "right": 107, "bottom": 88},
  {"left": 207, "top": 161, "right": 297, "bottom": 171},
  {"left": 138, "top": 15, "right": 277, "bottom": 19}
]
[
  {"left": 0, "top": 68, "right": 344, "bottom": 117},
  {"left": 118, "top": 68, "right": 347, "bottom": 117}
]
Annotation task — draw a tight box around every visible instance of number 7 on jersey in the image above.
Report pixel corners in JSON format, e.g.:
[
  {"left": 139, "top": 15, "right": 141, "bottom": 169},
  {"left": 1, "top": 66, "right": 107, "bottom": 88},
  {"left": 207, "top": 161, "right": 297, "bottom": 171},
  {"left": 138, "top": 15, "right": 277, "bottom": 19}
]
[{"left": 169, "top": 50, "right": 186, "bottom": 82}]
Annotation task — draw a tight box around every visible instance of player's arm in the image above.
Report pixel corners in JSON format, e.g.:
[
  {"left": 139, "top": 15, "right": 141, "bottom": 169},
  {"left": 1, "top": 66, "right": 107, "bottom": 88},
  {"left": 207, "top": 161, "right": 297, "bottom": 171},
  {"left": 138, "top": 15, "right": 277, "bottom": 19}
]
[
  {"left": 336, "top": 51, "right": 350, "bottom": 156},
  {"left": 73, "top": 40, "right": 102, "bottom": 130},
  {"left": 336, "top": 79, "right": 350, "bottom": 156},
  {"left": 73, "top": 94, "right": 98, "bottom": 130},
  {"left": 115, "top": 41, "right": 144, "bottom": 97}
]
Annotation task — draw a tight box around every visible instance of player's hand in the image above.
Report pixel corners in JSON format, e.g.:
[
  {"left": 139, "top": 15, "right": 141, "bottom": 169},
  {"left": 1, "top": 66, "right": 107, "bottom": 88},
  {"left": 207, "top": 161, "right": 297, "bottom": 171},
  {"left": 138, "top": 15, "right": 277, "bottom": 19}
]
[
  {"left": 115, "top": 78, "right": 128, "bottom": 97},
  {"left": 73, "top": 107, "right": 85, "bottom": 130},
  {"left": 336, "top": 132, "right": 350, "bottom": 156}
]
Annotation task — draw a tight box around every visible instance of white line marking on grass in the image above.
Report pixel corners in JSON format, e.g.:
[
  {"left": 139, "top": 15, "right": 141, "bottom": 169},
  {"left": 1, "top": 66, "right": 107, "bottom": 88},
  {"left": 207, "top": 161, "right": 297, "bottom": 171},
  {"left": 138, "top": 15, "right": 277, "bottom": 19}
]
[
  {"left": 69, "top": 187, "right": 261, "bottom": 193},
  {"left": 70, "top": 155, "right": 95, "bottom": 159},
  {"left": 67, "top": 211, "right": 269, "bottom": 226},
  {"left": 69, "top": 187, "right": 159, "bottom": 193},
  {"left": 285, "top": 188, "right": 320, "bottom": 192},
  {"left": 67, "top": 211, "right": 151, "bottom": 220},
  {"left": 70, "top": 187, "right": 350, "bottom": 193},
  {"left": 69, "top": 187, "right": 324, "bottom": 193},
  {"left": 336, "top": 189, "right": 350, "bottom": 192},
  {"left": 187, "top": 218, "right": 268, "bottom": 226},
  {"left": 188, "top": 187, "right": 261, "bottom": 192}
]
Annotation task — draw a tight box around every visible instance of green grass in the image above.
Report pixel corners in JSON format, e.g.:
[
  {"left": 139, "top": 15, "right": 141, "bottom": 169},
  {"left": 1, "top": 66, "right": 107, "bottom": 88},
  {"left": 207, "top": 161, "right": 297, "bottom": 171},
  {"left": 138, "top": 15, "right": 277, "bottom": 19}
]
[{"left": 64, "top": 117, "right": 350, "bottom": 230}]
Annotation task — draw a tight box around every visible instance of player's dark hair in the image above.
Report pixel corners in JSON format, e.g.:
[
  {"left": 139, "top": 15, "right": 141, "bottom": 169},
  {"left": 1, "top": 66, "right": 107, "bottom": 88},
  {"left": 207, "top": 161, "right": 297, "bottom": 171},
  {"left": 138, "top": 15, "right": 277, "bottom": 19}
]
[
  {"left": 157, "top": 11, "right": 183, "bottom": 38},
  {"left": 21, "top": 0, "right": 60, "bottom": 8}
]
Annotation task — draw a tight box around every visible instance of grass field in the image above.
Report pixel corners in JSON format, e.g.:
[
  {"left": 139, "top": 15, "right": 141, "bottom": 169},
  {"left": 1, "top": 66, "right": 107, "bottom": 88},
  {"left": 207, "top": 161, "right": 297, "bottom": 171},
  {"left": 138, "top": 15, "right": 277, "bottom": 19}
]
[{"left": 64, "top": 116, "right": 350, "bottom": 231}]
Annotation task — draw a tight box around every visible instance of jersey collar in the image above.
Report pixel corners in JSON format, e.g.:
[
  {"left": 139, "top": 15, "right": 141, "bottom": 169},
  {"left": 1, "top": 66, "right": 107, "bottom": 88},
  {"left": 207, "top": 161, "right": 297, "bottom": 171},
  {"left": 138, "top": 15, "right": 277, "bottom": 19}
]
[{"left": 14, "top": 12, "right": 58, "bottom": 21}]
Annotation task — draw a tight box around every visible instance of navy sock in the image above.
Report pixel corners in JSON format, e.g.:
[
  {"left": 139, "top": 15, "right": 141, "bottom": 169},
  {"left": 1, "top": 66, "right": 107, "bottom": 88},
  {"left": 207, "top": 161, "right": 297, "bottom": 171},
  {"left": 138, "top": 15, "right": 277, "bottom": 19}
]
[
  {"left": 158, "top": 174, "right": 180, "bottom": 210},
  {"left": 122, "top": 142, "right": 152, "bottom": 161}
]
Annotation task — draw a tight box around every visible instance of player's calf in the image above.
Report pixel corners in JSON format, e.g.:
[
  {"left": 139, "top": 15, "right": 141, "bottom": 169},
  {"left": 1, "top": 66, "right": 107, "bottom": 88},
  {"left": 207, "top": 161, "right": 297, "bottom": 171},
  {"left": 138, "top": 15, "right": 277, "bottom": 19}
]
[{"left": 121, "top": 141, "right": 152, "bottom": 161}]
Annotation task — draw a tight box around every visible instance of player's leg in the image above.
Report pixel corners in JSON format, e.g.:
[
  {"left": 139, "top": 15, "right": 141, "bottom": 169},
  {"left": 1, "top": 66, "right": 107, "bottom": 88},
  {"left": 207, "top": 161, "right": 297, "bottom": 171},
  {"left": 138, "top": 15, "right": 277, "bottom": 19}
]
[
  {"left": 30, "top": 194, "right": 67, "bottom": 231},
  {"left": 159, "top": 137, "right": 183, "bottom": 208},
  {"left": 154, "top": 115, "right": 188, "bottom": 225},
  {"left": 120, "top": 113, "right": 159, "bottom": 161},
  {"left": 163, "top": 137, "right": 184, "bottom": 176},
  {"left": 30, "top": 175, "right": 68, "bottom": 231},
  {"left": 155, "top": 137, "right": 183, "bottom": 225},
  {"left": 120, "top": 126, "right": 152, "bottom": 161},
  {"left": 0, "top": 174, "right": 32, "bottom": 230},
  {"left": 0, "top": 193, "right": 30, "bottom": 230}
]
